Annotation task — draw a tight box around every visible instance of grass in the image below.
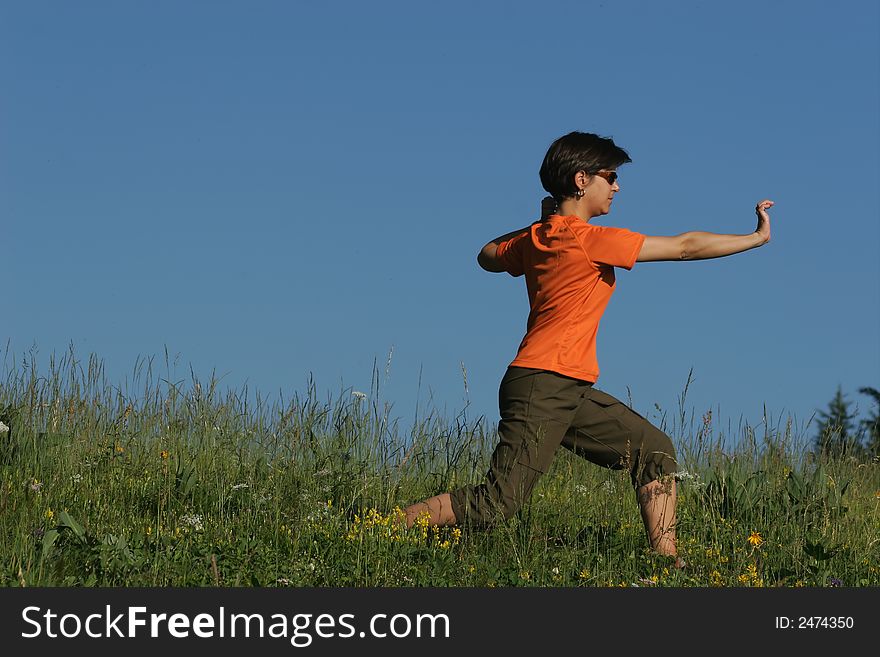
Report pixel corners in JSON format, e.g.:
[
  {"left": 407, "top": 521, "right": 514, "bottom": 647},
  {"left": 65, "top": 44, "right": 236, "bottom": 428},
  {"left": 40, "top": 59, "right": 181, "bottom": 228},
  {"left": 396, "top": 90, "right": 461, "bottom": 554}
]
[{"left": 1, "top": 347, "right": 878, "bottom": 587}]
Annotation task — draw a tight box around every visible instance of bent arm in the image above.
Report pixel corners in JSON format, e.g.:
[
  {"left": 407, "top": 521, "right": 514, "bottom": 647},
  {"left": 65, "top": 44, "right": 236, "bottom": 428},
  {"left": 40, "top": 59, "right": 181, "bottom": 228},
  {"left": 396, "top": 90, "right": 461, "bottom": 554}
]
[
  {"left": 478, "top": 225, "right": 533, "bottom": 272},
  {"left": 637, "top": 199, "right": 774, "bottom": 262},
  {"left": 477, "top": 197, "right": 556, "bottom": 272}
]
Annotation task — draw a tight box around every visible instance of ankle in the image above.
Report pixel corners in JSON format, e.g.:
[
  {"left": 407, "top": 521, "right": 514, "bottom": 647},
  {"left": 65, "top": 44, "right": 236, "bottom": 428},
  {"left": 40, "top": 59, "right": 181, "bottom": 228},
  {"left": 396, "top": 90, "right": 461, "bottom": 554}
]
[{"left": 651, "top": 534, "right": 677, "bottom": 557}]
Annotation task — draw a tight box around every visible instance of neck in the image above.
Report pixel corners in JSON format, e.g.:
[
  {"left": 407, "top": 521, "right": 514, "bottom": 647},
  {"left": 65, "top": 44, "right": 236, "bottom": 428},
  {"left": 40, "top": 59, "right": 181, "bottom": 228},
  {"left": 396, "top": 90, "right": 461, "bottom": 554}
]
[{"left": 557, "top": 198, "right": 592, "bottom": 222}]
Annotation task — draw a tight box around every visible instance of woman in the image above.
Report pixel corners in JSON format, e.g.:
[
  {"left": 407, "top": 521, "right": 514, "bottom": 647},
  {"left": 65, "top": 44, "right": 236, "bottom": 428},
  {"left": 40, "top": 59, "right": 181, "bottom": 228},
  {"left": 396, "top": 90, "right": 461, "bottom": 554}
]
[{"left": 403, "top": 131, "right": 773, "bottom": 566}]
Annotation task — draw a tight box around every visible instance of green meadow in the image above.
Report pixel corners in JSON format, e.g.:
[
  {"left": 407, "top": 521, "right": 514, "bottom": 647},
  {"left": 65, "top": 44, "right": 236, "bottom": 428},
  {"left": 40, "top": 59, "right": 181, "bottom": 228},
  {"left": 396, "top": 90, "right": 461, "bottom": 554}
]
[{"left": 1, "top": 349, "right": 878, "bottom": 587}]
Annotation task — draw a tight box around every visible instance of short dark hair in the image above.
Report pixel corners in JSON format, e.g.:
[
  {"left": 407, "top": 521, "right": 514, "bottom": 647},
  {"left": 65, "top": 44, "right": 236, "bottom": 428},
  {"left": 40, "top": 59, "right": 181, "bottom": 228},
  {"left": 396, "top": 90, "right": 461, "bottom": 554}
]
[{"left": 539, "top": 131, "right": 632, "bottom": 201}]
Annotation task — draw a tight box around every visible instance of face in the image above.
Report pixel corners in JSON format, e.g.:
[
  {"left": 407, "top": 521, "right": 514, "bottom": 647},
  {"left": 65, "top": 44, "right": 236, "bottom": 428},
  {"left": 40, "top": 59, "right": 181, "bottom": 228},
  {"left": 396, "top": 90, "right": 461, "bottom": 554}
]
[{"left": 578, "top": 170, "right": 620, "bottom": 217}]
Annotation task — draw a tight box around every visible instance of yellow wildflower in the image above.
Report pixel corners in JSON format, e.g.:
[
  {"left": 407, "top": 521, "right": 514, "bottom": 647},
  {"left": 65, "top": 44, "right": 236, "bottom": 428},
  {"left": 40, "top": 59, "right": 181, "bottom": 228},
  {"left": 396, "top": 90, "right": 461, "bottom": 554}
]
[
  {"left": 45, "top": 508, "right": 55, "bottom": 521},
  {"left": 748, "top": 531, "right": 763, "bottom": 547},
  {"left": 160, "top": 450, "right": 169, "bottom": 460},
  {"left": 415, "top": 510, "right": 430, "bottom": 540}
]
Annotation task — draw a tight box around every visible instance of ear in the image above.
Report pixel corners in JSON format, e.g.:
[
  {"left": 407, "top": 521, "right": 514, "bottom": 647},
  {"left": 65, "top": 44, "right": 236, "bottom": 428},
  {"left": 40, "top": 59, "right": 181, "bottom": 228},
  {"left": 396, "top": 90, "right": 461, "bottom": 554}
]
[{"left": 573, "top": 170, "right": 590, "bottom": 191}]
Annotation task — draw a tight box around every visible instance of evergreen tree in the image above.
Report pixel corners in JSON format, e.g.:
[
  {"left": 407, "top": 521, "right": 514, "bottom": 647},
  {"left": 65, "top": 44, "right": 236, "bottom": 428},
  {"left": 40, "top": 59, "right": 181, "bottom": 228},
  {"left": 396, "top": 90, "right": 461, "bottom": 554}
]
[
  {"left": 814, "top": 386, "right": 861, "bottom": 458},
  {"left": 858, "top": 386, "right": 880, "bottom": 457}
]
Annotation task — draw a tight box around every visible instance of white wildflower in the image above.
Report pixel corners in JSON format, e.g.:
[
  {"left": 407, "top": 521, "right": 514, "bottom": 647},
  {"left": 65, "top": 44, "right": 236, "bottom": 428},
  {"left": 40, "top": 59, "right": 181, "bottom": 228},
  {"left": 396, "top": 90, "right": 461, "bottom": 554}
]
[
  {"left": 305, "top": 500, "right": 333, "bottom": 523},
  {"left": 351, "top": 391, "right": 367, "bottom": 400},
  {"left": 574, "top": 484, "right": 589, "bottom": 495},
  {"left": 71, "top": 474, "right": 83, "bottom": 484},
  {"left": 674, "top": 470, "right": 704, "bottom": 487},
  {"left": 179, "top": 513, "right": 204, "bottom": 531},
  {"left": 231, "top": 483, "right": 250, "bottom": 491},
  {"left": 0, "top": 421, "right": 9, "bottom": 434}
]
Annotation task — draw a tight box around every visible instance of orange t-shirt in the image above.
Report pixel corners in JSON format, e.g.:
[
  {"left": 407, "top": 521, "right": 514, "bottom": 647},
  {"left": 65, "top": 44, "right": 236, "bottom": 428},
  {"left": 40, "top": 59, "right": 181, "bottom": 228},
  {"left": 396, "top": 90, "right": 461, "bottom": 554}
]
[{"left": 495, "top": 215, "right": 646, "bottom": 383}]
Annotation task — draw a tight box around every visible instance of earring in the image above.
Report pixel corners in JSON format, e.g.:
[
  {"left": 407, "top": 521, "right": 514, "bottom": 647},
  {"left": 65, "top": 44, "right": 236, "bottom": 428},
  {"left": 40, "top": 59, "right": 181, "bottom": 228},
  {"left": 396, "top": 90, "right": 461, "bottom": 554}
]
[{"left": 576, "top": 189, "right": 585, "bottom": 199}]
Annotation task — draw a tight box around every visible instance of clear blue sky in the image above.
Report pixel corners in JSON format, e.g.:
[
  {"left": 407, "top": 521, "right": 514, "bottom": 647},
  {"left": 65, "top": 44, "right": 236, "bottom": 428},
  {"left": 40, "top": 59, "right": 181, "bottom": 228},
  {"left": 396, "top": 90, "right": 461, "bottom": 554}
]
[{"left": 3, "top": 0, "right": 879, "bottom": 445}]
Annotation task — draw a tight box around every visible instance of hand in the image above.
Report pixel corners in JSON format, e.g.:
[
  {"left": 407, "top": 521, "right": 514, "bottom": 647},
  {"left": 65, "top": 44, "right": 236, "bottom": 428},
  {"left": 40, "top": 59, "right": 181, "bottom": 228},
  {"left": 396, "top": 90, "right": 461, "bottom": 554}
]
[
  {"left": 540, "top": 195, "right": 557, "bottom": 221},
  {"left": 755, "top": 199, "right": 773, "bottom": 244}
]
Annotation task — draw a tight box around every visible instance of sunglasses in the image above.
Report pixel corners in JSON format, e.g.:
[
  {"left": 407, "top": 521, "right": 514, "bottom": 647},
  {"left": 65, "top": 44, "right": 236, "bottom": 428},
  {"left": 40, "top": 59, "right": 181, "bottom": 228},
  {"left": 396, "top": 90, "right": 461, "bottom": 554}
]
[{"left": 593, "top": 170, "right": 618, "bottom": 185}]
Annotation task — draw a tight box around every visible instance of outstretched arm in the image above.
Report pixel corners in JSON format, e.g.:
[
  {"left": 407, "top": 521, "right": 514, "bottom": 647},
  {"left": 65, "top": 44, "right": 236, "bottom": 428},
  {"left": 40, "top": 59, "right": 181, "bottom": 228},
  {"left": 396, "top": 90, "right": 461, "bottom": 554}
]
[
  {"left": 637, "top": 200, "right": 774, "bottom": 262},
  {"left": 477, "top": 197, "right": 557, "bottom": 272}
]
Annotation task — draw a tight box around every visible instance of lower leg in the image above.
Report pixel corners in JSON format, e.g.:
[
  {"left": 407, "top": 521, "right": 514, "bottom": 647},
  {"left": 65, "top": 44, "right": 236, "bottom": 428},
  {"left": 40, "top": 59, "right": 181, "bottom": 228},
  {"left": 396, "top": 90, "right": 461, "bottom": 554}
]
[
  {"left": 403, "top": 493, "right": 457, "bottom": 527},
  {"left": 637, "top": 478, "right": 680, "bottom": 564}
]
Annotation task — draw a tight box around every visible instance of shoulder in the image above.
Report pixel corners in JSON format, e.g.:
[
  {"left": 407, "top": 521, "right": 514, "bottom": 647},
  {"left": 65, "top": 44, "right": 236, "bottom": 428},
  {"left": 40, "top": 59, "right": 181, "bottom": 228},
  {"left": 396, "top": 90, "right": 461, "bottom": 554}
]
[
  {"left": 568, "top": 221, "right": 642, "bottom": 245},
  {"left": 578, "top": 222, "right": 642, "bottom": 237},
  {"left": 497, "top": 226, "right": 534, "bottom": 254}
]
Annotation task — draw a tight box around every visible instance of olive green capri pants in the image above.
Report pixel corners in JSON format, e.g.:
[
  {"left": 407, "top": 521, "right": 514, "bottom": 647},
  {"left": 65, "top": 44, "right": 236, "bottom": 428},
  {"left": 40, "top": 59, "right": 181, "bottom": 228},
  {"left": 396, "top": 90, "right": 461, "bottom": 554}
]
[{"left": 449, "top": 367, "right": 678, "bottom": 525}]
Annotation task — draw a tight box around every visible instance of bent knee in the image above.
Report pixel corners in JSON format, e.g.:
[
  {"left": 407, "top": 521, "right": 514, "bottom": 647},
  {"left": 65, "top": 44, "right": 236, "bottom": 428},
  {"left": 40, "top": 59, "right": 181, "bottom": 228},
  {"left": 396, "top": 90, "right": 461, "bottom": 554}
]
[{"left": 631, "top": 432, "right": 678, "bottom": 489}]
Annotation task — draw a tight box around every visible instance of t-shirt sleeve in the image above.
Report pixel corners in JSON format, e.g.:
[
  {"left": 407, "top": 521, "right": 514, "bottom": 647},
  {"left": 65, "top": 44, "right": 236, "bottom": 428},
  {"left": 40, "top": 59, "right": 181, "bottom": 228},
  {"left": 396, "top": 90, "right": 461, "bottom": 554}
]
[
  {"left": 494, "top": 231, "right": 528, "bottom": 277},
  {"left": 584, "top": 226, "right": 646, "bottom": 270}
]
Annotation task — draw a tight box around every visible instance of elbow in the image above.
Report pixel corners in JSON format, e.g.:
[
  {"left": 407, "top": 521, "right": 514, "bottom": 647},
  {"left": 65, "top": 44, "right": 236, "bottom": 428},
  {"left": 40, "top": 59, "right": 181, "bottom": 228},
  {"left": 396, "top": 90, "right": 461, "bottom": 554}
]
[
  {"left": 677, "top": 235, "right": 693, "bottom": 261},
  {"left": 478, "top": 245, "right": 504, "bottom": 272},
  {"left": 477, "top": 250, "right": 490, "bottom": 271}
]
